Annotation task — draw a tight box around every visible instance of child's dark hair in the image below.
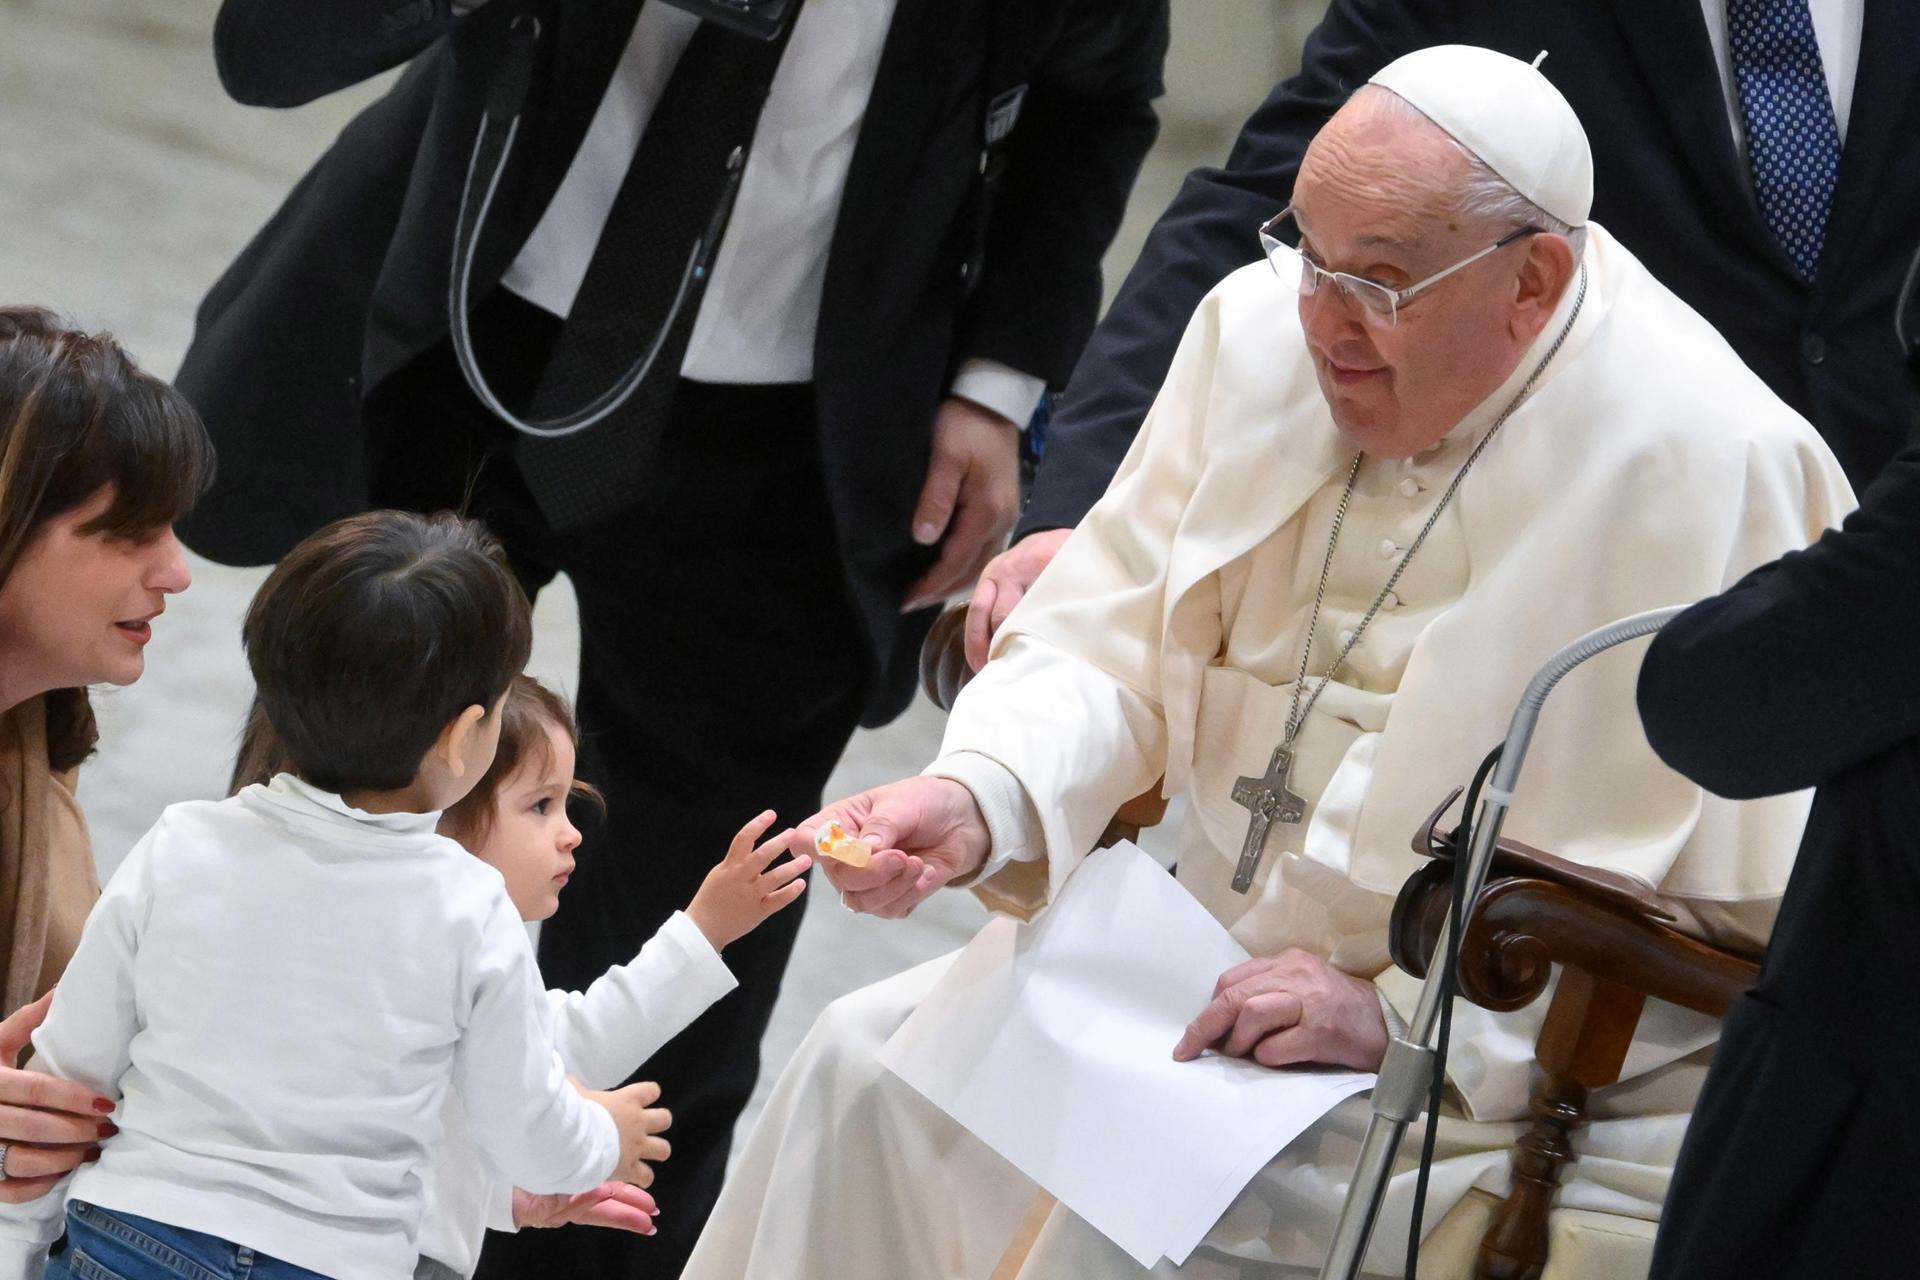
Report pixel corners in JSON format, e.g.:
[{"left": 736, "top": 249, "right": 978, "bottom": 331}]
[
  {"left": 241, "top": 510, "right": 532, "bottom": 795},
  {"left": 439, "top": 675, "right": 604, "bottom": 848}
]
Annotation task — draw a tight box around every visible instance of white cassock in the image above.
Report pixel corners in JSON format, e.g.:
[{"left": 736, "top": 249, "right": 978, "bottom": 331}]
[{"left": 685, "top": 226, "right": 1854, "bottom": 1279}]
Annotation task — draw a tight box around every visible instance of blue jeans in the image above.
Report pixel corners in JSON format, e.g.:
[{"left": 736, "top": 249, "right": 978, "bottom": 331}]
[{"left": 47, "top": 1202, "right": 334, "bottom": 1280}]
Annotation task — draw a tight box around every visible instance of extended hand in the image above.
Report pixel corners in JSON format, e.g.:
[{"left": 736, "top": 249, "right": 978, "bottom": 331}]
[
  {"left": 1171, "top": 949, "right": 1389, "bottom": 1072},
  {"left": 512, "top": 1181, "right": 659, "bottom": 1234},
  {"left": 902, "top": 398, "right": 1021, "bottom": 613},
  {"left": 795, "top": 777, "right": 991, "bottom": 919},
  {"left": 685, "top": 810, "right": 811, "bottom": 952},
  {"left": 963, "top": 528, "right": 1072, "bottom": 671},
  {"left": 0, "top": 989, "right": 117, "bottom": 1203}
]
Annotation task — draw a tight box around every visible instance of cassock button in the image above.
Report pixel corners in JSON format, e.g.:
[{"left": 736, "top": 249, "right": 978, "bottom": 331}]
[
  {"left": 1378, "top": 539, "right": 1399, "bottom": 559},
  {"left": 1338, "top": 629, "right": 1356, "bottom": 649},
  {"left": 1398, "top": 477, "right": 1421, "bottom": 498},
  {"left": 1802, "top": 333, "right": 1828, "bottom": 366},
  {"left": 1384, "top": 590, "right": 1402, "bottom": 609}
]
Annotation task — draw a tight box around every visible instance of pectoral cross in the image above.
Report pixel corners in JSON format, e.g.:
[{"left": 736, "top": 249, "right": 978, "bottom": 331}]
[{"left": 1229, "top": 744, "right": 1306, "bottom": 893}]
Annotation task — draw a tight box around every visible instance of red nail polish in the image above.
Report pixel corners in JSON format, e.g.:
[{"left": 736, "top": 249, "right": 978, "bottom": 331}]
[
  {"left": 83, "top": 1147, "right": 102, "bottom": 1163},
  {"left": 91, "top": 1098, "right": 115, "bottom": 1114},
  {"left": 97, "top": 1121, "right": 118, "bottom": 1139}
]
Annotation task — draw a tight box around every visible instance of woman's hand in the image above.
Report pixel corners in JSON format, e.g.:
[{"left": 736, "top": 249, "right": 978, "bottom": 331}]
[
  {"left": 512, "top": 1181, "right": 658, "bottom": 1234},
  {"left": 0, "top": 990, "right": 117, "bottom": 1203}
]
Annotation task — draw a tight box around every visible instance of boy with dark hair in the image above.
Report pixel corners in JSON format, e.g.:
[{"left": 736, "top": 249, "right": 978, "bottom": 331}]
[{"left": 0, "top": 510, "right": 667, "bottom": 1280}]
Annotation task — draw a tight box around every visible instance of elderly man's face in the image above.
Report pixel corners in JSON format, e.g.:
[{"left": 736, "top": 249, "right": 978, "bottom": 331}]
[{"left": 1290, "top": 95, "right": 1557, "bottom": 457}]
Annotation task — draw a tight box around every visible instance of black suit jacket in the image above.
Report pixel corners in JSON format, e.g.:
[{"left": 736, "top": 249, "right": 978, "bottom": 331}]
[
  {"left": 1020, "top": 0, "right": 1920, "bottom": 536},
  {"left": 1636, "top": 356, "right": 1920, "bottom": 1277},
  {"left": 177, "top": 0, "right": 1166, "bottom": 724}
]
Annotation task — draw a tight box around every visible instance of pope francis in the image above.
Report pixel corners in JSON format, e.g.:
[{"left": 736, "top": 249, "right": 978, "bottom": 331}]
[{"left": 685, "top": 47, "right": 1853, "bottom": 1279}]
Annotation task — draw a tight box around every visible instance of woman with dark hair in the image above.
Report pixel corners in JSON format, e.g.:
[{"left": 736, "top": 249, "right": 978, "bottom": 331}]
[{"left": 0, "top": 306, "right": 213, "bottom": 1199}]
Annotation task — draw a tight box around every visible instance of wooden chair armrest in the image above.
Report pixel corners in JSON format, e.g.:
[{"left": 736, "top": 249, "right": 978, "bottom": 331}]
[
  {"left": 1390, "top": 868, "right": 1759, "bottom": 1019},
  {"left": 1388, "top": 846, "right": 1762, "bottom": 1280},
  {"left": 920, "top": 605, "right": 975, "bottom": 712},
  {"left": 1410, "top": 788, "right": 1674, "bottom": 922}
]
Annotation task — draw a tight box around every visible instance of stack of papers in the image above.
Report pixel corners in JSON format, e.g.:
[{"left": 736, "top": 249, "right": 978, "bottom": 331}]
[{"left": 878, "top": 842, "right": 1374, "bottom": 1267}]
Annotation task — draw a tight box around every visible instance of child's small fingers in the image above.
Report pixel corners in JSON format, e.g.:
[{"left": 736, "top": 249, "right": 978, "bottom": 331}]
[
  {"left": 763, "top": 879, "right": 808, "bottom": 911},
  {"left": 760, "top": 853, "right": 811, "bottom": 887},
  {"left": 727, "top": 810, "right": 779, "bottom": 861},
  {"left": 747, "top": 829, "right": 799, "bottom": 870},
  {"left": 744, "top": 832, "right": 798, "bottom": 871}
]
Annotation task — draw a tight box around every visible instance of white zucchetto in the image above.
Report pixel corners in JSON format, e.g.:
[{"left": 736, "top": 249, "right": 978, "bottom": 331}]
[{"left": 1369, "top": 45, "right": 1594, "bottom": 227}]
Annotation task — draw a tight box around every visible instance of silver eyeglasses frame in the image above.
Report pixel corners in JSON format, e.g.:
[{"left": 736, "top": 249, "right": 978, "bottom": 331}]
[{"left": 1259, "top": 206, "right": 1545, "bottom": 327}]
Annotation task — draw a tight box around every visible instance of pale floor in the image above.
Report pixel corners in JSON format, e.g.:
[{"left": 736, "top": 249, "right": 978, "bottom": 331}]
[{"left": 0, "top": 0, "right": 1308, "bottom": 1164}]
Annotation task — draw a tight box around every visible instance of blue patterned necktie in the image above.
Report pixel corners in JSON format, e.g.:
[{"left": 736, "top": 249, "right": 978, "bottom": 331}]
[{"left": 1728, "top": 0, "right": 1843, "bottom": 280}]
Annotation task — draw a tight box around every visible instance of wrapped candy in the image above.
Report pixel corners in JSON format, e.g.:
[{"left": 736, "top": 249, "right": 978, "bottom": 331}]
[{"left": 812, "top": 819, "right": 875, "bottom": 868}]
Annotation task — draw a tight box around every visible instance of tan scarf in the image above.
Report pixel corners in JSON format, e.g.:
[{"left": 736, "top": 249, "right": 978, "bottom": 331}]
[{"left": 0, "top": 696, "right": 99, "bottom": 1015}]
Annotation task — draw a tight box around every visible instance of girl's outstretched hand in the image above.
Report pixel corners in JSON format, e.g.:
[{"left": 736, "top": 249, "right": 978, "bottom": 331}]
[{"left": 686, "top": 811, "right": 810, "bottom": 951}]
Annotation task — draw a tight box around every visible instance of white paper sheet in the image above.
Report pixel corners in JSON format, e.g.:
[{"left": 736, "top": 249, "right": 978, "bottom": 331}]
[{"left": 877, "top": 842, "right": 1374, "bottom": 1268}]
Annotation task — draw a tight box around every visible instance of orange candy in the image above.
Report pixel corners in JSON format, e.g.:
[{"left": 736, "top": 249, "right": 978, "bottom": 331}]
[{"left": 813, "top": 819, "right": 875, "bottom": 868}]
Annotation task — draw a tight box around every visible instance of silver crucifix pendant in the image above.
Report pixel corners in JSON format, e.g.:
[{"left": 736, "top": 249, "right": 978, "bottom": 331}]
[{"left": 1229, "top": 744, "right": 1307, "bottom": 893}]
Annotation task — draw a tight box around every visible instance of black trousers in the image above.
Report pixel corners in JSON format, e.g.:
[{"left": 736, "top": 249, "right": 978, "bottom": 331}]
[{"left": 367, "top": 292, "right": 872, "bottom": 1279}]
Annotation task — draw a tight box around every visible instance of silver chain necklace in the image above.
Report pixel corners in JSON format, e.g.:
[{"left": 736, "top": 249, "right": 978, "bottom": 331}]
[{"left": 1228, "top": 266, "right": 1589, "bottom": 893}]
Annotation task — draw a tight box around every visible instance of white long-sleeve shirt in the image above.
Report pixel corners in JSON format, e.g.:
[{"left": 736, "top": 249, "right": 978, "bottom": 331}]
[
  {"left": 0, "top": 776, "right": 619, "bottom": 1280},
  {"left": 418, "top": 910, "right": 736, "bottom": 1278}
]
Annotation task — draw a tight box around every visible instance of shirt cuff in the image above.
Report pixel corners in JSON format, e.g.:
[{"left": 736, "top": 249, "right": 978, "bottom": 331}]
[
  {"left": 489, "top": 1178, "right": 520, "bottom": 1234},
  {"left": 951, "top": 359, "right": 1046, "bottom": 431},
  {"left": 655, "top": 910, "right": 737, "bottom": 1003},
  {"left": 922, "top": 752, "right": 1044, "bottom": 888}
]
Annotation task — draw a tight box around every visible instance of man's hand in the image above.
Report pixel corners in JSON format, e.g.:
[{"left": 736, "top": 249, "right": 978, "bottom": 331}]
[
  {"left": 963, "top": 528, "right": 1073, "bottom": 671},
  {"left": 902, "top": 398, "right": 1021, "bottom": 613},
  {"left": 1171, "top": 949, "right": 1389, "bottom": 1072},
  {"left": 512, "top": 1182, "right": 658, "bottom": 1234},
  {"left": 0, "top": 990, "right": 116, "bottom": 1203},
  {"left": 794, "top": 777, "right": 992, "bottom": 920}
]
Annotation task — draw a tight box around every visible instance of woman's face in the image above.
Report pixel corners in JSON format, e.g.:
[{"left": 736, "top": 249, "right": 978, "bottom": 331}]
[
  {"left": 465, "top": 721, "right": 583, "bottom": 922},
  {"left": 0, "top": 487, "right": 192, "bottom": 703}
]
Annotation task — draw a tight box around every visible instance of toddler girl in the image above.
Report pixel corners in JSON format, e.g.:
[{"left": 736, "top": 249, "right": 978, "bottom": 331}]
[{"left": 415, "top": 676, "right": 812, "bottom": 1280}]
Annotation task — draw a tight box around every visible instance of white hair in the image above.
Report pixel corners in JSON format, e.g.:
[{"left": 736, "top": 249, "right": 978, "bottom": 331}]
[{"left": 1359, "top": 85, "right": 1589, "bottom": 257}]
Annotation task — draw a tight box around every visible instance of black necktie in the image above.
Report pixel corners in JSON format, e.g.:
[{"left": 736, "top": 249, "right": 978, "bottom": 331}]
[{"left": 517, "top": 7, "right": 798, "bottom": 530}]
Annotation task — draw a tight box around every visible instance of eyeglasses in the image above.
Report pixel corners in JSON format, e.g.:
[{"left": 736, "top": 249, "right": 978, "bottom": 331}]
[{"left": 1259, "top": 206, "right": 1543, "bottom": 327}]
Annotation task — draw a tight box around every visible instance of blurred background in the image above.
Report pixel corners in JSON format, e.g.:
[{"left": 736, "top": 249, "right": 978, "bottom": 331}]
[{"left": 0, "top": 0, "right": 1319, "bottom": 1150}]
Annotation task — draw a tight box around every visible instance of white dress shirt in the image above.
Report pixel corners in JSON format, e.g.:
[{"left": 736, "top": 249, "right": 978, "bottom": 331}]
[
  {"left": 419, "top": 910, "right": 737, "bottom": 1278},
  {"left": 0, "top": 776, "right": 619, "bottom": 1280},
  {"left": 498, "top": 0, "right": 1046, "bottom": 426},
  {"left": 1699, "top": 0, "right": 1865, "bottom": 157}
]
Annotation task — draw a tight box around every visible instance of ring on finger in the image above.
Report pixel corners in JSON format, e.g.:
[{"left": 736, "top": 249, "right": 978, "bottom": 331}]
[{"left": 0, "top": 1142, "right": 10, "bottom": 1180}]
